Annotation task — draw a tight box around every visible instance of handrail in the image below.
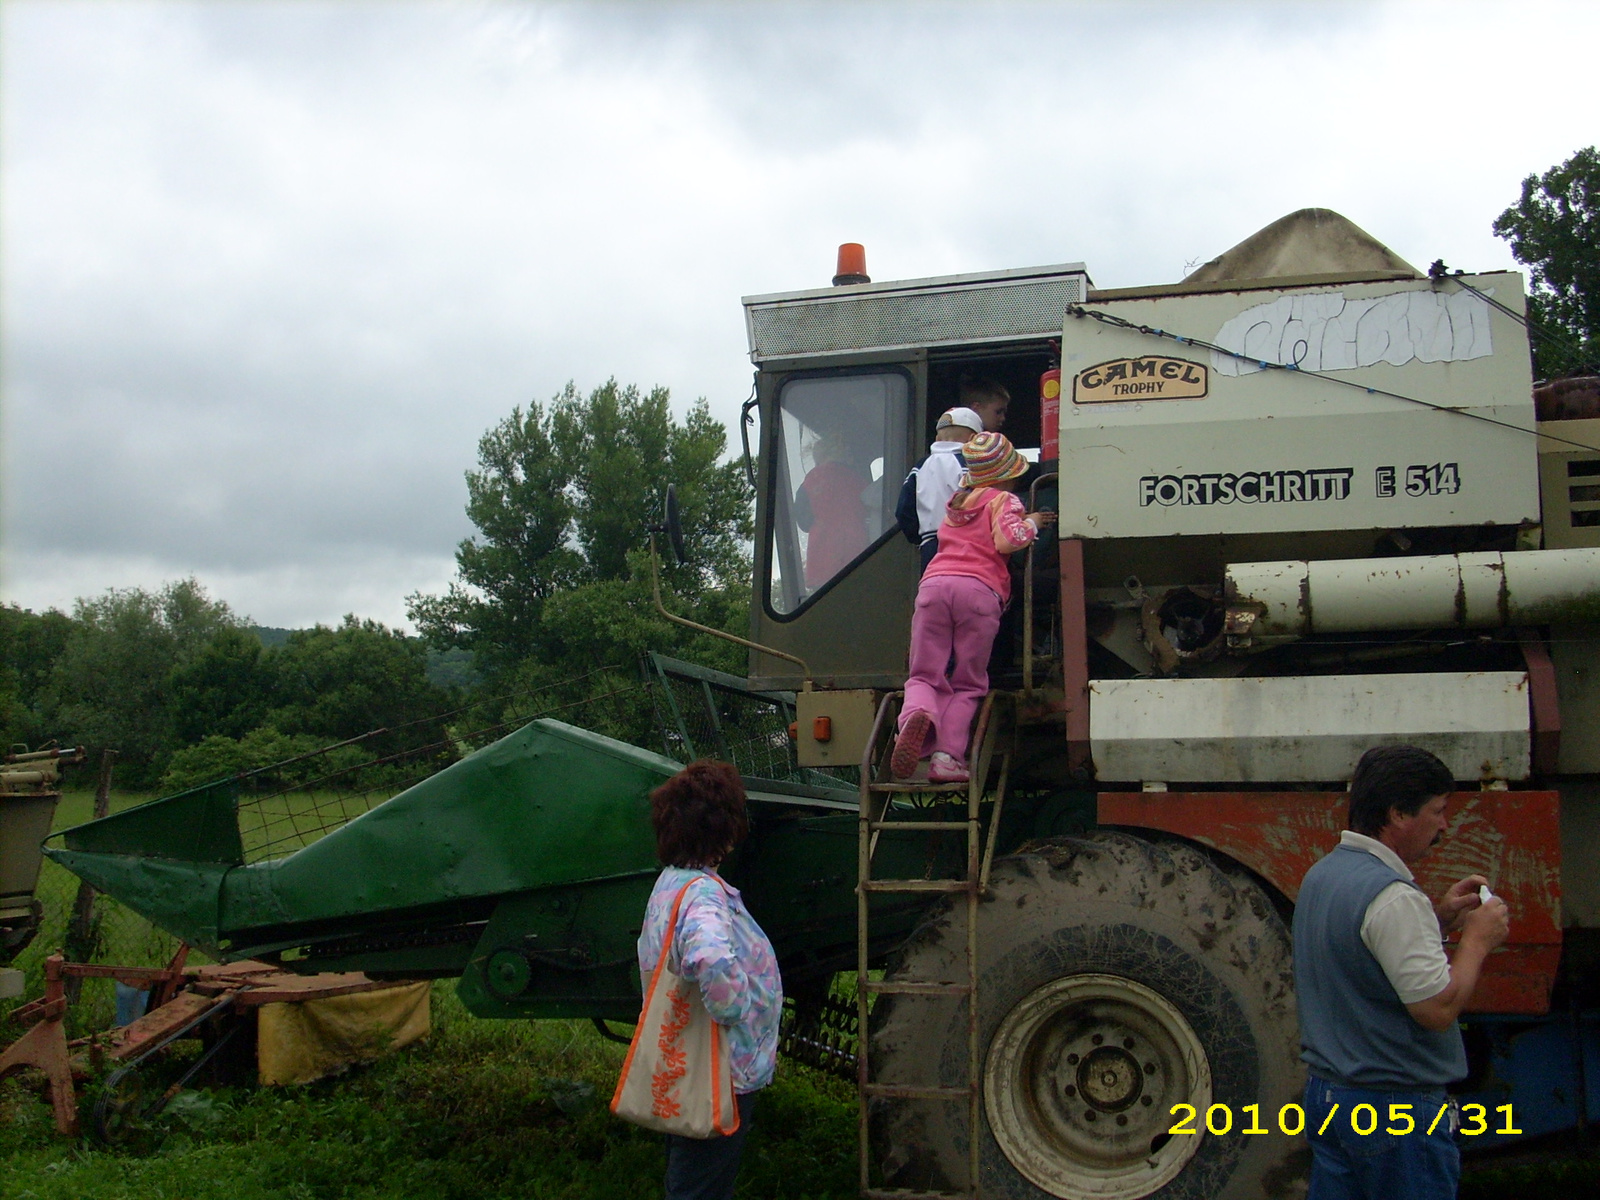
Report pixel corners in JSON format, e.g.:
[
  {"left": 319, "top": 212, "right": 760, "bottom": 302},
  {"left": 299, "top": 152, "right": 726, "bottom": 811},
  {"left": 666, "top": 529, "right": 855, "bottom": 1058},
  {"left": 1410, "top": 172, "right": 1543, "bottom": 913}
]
[
  {"left": 1022, "top": 472, "right": 1059, "bottom": 697},
  {"left": 649, "top": 534, "right": 812, "bottom": 687}
]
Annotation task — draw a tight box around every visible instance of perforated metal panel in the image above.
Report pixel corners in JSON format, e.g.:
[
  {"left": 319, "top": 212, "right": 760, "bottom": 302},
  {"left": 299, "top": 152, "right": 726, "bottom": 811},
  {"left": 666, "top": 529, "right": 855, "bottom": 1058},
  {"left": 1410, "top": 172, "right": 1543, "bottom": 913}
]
[{"left": 745, "top": 270, "right": 1088, "bottom": 361}]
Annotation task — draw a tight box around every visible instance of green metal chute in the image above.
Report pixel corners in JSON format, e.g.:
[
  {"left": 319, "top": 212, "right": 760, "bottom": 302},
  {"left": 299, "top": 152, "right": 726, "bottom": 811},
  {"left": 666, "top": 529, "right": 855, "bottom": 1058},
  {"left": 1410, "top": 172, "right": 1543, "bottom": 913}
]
[
  {"left": 45, "top": 720, "right": 679, "bottom": 964},
  {"left": 45, "top": 705, "right": 952, "bottom": 1027}
]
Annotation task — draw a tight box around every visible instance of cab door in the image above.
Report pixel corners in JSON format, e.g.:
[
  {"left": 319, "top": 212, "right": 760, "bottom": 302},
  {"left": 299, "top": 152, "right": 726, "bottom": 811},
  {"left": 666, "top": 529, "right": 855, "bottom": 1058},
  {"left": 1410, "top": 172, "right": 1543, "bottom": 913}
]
[{"left": 749, "top": 355, "right": 926, "bottom": 690}]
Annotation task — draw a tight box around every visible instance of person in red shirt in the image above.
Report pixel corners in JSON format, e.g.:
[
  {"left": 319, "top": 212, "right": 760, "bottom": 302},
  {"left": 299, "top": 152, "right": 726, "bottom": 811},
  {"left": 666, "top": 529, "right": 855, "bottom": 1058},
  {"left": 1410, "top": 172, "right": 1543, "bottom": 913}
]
[{"left": 795, "top": 433, "right": 871, "bottom": 589}]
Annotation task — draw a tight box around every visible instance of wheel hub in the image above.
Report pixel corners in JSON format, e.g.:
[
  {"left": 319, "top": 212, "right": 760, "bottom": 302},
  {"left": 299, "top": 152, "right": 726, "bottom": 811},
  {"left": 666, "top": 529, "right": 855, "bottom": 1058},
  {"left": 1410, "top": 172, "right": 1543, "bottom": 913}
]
[
  {"left": 1076, "top": 1045, "right": 1142, "bottom": 1112},
  {"left": 984, "top": 974, "right": 1212, "bottom": 1200}
]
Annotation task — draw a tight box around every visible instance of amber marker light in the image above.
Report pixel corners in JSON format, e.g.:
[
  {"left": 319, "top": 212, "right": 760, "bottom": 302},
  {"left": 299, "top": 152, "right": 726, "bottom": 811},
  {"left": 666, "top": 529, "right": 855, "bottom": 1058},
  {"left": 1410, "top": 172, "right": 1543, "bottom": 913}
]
[{"left": 832, "top": 243, "right": 870, "bottom": 286}]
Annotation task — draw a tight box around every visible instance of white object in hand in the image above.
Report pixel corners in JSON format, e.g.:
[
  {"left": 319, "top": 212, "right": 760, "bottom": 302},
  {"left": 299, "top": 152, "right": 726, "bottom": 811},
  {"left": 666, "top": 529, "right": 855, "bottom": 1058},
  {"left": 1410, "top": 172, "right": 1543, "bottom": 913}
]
[{"left": 1479, "top": 884, "right": 1495, "bottom": 905}]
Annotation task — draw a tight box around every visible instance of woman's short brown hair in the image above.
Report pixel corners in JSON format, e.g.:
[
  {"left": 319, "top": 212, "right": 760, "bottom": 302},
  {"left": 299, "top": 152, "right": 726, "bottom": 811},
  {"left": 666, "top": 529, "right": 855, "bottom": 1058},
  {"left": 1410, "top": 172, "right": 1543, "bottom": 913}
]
[{"left": 650, "top": 759, "right": 749, "bottom": 868}]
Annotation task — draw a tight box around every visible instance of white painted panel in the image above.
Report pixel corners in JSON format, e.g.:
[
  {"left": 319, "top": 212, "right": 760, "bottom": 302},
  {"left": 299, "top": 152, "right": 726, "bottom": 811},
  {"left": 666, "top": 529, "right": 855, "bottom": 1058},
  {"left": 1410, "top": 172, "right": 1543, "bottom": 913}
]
[
  {"left": 1089, "top": 671, "right": 1530, "bottom": 783},
  {"left": 1058, "top": 273, "right": 1538, "bottom": 539}
]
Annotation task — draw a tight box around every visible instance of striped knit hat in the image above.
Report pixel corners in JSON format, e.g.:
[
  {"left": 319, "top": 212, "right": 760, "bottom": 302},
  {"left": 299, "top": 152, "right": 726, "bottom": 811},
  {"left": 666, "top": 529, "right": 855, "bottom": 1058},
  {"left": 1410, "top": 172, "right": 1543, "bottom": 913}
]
[{"left": 960, "top": 431, "right": 1028, "bottom": 488}]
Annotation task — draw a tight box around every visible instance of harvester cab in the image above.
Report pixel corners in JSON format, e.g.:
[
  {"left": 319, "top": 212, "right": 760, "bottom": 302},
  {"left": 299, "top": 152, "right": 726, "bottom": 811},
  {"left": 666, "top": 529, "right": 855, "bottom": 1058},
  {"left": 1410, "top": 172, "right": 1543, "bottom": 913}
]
[{"left": 742, "top": 212, "right": 1598, "bottom": 785}]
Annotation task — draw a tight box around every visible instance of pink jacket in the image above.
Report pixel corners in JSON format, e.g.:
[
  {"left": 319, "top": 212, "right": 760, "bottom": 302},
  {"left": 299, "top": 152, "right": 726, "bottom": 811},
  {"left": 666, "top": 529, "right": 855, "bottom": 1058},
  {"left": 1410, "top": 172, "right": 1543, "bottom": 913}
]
[{"left": 922, "top": 487, "right": 1038, "bottom": 602}]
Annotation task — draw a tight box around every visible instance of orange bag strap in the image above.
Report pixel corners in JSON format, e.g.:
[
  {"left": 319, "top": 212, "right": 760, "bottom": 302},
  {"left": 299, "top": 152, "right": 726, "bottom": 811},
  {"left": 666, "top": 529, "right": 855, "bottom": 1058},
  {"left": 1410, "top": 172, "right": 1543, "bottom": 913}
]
[{"left": 610, "top": 873, "right": 729, "bottom": 1115}]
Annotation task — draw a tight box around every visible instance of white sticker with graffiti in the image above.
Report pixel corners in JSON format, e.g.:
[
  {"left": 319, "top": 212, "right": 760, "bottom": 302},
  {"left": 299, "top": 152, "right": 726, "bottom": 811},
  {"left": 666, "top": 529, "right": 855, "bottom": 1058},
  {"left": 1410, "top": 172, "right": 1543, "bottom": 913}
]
[{"left": 1210, "top": 288, "right": 1493, "bottom": 377}]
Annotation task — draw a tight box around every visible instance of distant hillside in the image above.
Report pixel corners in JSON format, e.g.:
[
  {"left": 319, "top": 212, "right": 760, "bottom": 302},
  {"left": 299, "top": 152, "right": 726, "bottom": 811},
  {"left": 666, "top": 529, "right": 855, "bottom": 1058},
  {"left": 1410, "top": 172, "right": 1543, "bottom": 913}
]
[
  {"left": 250, "top": 626, "right": 295, "bottom": 649},
  {"left": 425, "top": 646, "right": 481, "bottom": 689}
]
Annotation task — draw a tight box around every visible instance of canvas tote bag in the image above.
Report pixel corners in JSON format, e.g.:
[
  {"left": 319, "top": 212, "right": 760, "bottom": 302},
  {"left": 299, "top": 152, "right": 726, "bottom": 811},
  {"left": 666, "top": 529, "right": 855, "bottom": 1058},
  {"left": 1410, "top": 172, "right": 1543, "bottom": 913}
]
[{"left": 610, "top": 877, "right": 740, "bottom": 1138}]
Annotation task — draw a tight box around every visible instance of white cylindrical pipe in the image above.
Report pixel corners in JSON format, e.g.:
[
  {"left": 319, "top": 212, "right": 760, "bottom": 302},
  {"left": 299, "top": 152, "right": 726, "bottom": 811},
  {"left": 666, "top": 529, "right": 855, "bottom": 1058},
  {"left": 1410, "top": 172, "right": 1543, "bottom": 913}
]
[{"left": 1225, "top": 547, "right": 1600, "bottom": 635}]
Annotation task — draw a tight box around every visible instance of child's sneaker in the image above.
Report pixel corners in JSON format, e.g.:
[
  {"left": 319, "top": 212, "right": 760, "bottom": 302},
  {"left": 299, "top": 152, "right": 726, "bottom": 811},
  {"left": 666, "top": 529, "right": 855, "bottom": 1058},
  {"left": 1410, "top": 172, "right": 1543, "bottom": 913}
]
[
  {"left": 891, "top": 712, "right": 932, "bottom": 779},
  {"left": 928, "top": 752, "right": 969, "bottom": 784}
]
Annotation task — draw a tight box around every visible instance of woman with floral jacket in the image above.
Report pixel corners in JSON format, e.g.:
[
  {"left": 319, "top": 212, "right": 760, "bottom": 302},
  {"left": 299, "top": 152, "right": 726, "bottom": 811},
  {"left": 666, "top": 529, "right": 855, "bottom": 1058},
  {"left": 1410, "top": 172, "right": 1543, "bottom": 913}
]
[{"left": 636, "top": 759, "right": 783, "bottom": 1200}]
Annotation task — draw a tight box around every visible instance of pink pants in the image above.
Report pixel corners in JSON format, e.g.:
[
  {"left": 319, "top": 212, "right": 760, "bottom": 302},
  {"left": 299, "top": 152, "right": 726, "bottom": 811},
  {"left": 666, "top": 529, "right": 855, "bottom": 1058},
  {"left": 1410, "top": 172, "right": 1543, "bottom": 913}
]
[{"left": 902, "top": 574, "right": 1004, "bottom": 765}]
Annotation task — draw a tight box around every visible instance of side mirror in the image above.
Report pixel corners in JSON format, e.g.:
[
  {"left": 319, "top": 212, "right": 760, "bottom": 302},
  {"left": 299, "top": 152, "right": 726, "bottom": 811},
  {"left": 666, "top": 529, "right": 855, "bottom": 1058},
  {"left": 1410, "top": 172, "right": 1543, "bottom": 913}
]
[{"left": 661, "top": 485, "right": 687, "bottom": 567}]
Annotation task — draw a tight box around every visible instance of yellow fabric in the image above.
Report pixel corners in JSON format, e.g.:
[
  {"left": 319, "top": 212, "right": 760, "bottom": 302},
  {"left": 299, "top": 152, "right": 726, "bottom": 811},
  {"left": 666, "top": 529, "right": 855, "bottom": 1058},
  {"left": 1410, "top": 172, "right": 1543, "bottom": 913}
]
[{"left": 256, "top": 982, "right": 430, "bottom": 1086}]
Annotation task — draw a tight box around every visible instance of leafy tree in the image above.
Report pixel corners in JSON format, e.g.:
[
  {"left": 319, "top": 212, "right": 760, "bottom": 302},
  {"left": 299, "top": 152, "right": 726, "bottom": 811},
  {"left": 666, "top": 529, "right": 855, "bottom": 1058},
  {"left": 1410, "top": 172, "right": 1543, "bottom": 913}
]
[
  {"left": 266, "top": 616, "right": 455, "bottom": 753},
  {"left": 169, "top": 625, "right": 273, "bottom": 744},
  {"left": 410, "top": 379, "right": 753, "bottom": 678},
  {"left": 409, "top": 379, "right": 754, "bottom": 752},
  {"left": 0, "top": 604, "right": 74, "bottom": 752},
  {"left": 48, "top": 580, "right": 244, "bottom": 786},
  {"left": 1493, "top": 146, "right": 1600, "bottom": 378},
  {"left": 159, "top": 727, "right": 329, "bottom": 794}
]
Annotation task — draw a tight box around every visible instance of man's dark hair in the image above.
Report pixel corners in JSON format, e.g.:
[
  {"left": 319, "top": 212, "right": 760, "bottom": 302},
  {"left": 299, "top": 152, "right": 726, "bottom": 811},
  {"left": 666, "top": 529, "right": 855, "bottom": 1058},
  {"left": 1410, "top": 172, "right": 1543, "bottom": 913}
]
[
  {"left": 1347, "top": 744, "right": 1455, "bottom": 836},
  {"left": 958, "top": 375, "right": 1010, "bottom": 409},
  {"left": 650, "top": 759, "right": 749, "bottom": 867}
]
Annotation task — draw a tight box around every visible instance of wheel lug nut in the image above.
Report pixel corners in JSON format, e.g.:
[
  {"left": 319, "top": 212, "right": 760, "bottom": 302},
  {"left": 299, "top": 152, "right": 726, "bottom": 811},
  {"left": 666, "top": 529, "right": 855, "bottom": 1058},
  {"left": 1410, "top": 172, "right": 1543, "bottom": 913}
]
[
  {"left": 1067, "top": 1053, "right": 1079, "bottom": 1065},
  {"left": 1084, "top": 1110, "right": 1097, "bottom": 1121},
  {"left": 1123, "top": 1038, "right": 1135, "bottom": 1049},
  {"left": 1064, "top": 1085, "right": 1076, "bottom": 1096},
  {"left": 1143, "top": 1062, "right": 1156, "bottom": 1074},
  {"left": 1141, "top": 1096, "right": 1153, "bottom": 1106},
  {"left": 1091, "top": 1034, "right": 1104, "bottom": 1045},
  {"left": 1117, "top": 1115, "right": 1128, "bottom": 1126}
]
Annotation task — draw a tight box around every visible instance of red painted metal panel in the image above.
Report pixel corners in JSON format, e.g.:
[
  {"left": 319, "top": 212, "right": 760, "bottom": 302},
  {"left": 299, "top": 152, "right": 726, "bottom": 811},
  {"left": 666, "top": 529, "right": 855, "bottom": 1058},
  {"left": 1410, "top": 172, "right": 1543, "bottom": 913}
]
[{"left": 1097, "top": 790, "right": 1563, "bottom": 1015}]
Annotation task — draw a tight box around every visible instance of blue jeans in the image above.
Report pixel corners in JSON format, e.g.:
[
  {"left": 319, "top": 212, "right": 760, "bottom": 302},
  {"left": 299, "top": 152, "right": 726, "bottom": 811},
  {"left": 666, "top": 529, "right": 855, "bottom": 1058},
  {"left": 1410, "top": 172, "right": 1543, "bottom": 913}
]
[
  {"left": 1305, "top": 1077, "right": 1459, "bottom": 1200},
  {"left": 665, "top": 1090, "right": 757, "bottom": 1200}
]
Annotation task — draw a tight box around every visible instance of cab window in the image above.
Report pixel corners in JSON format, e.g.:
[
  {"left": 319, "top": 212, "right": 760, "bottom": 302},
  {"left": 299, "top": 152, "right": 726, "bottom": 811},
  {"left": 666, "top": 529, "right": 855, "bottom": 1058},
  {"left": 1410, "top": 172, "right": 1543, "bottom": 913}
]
[{"left": 767, "top": 370, "right": 911, "bottom": 615}]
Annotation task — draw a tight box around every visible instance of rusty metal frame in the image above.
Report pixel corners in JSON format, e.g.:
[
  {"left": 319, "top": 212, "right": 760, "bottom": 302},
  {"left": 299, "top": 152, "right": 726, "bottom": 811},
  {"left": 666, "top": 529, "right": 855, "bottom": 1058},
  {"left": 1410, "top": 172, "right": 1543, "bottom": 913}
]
[
  {"left": 1098, "top": 788, "right": 1564, "bottom": 1014},
  {"left": 856, "top": 690, "right": 1006, "bottom": 1198},
  {"left": 0, "top": 956, "right": 78, "bottom": 1135}
]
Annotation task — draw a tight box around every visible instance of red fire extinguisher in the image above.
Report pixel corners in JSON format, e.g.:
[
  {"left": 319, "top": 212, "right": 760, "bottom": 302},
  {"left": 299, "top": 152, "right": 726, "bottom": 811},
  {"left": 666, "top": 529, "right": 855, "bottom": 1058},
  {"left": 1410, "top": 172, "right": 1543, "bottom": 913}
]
[{"left": 1040, "top": 365, "right": 1061, "bottom": 463}]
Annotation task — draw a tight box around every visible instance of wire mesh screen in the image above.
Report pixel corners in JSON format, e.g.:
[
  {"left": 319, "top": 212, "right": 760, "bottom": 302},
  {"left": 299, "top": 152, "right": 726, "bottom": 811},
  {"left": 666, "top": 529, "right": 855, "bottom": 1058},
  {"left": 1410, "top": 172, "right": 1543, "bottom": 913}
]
[
  {"left": 644, "top": 653, "right": 857, "bottom": 789},
  {"left": 233, "top": 743, "right": 457, "bottom": 864},
  {"left": 233, "top": 677, "right": 649, "bottom": 865}
]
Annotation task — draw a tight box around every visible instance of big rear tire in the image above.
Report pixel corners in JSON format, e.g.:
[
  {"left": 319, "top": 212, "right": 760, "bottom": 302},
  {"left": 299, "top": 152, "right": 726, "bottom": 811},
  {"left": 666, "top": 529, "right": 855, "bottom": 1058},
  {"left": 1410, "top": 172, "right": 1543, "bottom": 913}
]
[{"left": 870, "top": 831, "right": 1307, "bottom": 1200}]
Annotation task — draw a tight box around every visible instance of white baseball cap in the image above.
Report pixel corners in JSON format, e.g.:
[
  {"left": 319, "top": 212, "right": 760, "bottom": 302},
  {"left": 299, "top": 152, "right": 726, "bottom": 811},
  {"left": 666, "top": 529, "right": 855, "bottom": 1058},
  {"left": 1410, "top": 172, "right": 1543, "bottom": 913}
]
[{"left": 936, "top": 407, "right": 985, "bottom": 434}]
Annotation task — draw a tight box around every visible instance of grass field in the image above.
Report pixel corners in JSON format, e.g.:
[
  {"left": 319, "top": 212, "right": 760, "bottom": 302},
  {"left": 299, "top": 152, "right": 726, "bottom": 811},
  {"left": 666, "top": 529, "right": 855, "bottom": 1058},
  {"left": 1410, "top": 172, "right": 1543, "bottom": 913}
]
[
  {"left": 3, "top": 791, "right": 1597, "bottom": 1198},
  {"left": 0, "top": 984, "right": 860, "bottom": 1200}
]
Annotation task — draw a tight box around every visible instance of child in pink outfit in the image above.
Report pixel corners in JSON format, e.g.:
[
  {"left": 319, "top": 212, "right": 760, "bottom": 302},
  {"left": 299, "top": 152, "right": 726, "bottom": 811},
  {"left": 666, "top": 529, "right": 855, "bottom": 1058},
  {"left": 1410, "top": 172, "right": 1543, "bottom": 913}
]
[{"left": 892, "top": 432, "right": 1055, "bottom": 783}]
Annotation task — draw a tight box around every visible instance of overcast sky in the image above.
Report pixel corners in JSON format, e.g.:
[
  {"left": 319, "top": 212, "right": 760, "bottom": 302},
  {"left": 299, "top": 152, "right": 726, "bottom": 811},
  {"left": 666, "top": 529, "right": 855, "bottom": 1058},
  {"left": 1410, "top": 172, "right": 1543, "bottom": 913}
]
[{"left": 4, "top": 0, "right": 1597, "bottom": 630}]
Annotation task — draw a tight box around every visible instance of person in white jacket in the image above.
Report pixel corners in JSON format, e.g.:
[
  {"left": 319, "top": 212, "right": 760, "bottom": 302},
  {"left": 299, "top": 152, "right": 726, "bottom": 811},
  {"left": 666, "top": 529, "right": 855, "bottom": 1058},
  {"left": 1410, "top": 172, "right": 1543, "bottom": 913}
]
[{"left": 895, "top": 406, "right": 983, "bottom": 571}]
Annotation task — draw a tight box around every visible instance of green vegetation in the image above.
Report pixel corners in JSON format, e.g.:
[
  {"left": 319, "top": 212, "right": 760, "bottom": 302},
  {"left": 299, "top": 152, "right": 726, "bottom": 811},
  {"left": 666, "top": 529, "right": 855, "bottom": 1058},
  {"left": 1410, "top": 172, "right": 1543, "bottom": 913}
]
[
  {"left": 1, "top": 591, "right": 457, "bottom": 793},
  {"left": 0, "top": 987, "right": 860, "bottom": 1200},
  {"left": 1494, "top": 145, "right": 1600, "bottom": 379}
]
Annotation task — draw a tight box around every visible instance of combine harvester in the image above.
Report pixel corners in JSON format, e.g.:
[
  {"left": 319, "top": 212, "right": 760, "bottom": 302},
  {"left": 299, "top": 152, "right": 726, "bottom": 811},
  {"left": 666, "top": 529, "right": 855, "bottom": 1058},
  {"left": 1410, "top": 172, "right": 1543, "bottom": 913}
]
[{"left": 48, "top": 210, "right": 1600, "bottom": 1199}]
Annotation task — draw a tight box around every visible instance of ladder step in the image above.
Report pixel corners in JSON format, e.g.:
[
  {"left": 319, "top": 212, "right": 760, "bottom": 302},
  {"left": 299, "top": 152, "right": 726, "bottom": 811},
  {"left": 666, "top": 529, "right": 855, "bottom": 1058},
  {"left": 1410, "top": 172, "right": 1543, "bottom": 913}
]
[
  {"left": 862, "top": 980, "right": 970, "bottom": 996},
  {"left": 863, "top": 1191, "right": 974, "bottom": 1200},
  {"left": 861, "top": 1083, "right": 971, "bottom": 1101},
  {"left": 867, "top": 820, "right": 971, "bottom": 832},
  {"left": 860, "top": 879, "right": 972, "bottom": 894},
  {"left": 867, "top": 782, "right": 967, "bottom": 794}
]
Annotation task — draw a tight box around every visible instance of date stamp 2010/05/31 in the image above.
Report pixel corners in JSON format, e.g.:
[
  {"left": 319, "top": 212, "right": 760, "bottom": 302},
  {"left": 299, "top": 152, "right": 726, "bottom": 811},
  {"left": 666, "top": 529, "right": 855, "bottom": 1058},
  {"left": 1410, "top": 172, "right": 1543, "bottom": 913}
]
[{"left": 1168, "top": 1103, "right": 1519, "bottom": 1138}]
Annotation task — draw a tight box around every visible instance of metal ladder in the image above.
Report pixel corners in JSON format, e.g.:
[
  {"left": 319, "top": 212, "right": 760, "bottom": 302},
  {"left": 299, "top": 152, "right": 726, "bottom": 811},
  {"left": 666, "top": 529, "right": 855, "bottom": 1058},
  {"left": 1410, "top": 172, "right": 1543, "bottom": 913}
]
[{"left": 856, "top": 690, "right": 1012, "bottom": 1200}]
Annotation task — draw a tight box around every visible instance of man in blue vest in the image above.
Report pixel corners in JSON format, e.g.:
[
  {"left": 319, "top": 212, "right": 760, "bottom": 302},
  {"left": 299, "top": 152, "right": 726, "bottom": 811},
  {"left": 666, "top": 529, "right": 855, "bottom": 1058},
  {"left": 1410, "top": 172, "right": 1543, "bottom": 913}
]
[{"left": 1293, "top": 744, "right": 1510, "bottom": 1200}]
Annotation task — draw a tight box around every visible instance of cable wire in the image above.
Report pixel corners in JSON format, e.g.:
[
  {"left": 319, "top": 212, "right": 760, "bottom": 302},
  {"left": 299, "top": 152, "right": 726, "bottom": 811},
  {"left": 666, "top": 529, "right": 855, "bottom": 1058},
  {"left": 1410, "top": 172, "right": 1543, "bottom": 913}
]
[{"left": 1427, "top": 260, "right": 1599, "bottom": 375}]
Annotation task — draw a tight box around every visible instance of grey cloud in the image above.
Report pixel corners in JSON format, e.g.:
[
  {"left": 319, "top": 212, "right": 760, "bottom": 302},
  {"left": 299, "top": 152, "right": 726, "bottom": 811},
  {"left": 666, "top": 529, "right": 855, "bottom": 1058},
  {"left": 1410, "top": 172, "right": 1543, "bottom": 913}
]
[{"left": 4, "top": 1, "right": 1597, "bottom": 628}]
